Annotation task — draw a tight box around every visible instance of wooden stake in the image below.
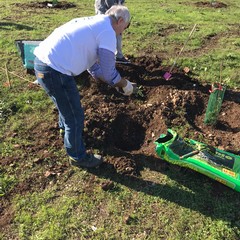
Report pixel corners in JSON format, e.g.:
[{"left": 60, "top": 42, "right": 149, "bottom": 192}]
[
  {"left": 0, "top": 66, "right": 36, "bottom": 84},
  {"left": 5, "top": 63, "right": 11, "bottom": 88},
  {"left": 220, "top": 61, "right": 223, "bottom": 83}
]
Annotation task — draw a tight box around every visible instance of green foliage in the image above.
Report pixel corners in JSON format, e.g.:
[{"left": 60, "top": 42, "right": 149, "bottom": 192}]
[
  {"left": 0, "top": 173, "right": 16, "bottom": 196},
  {"left": 0, "top": 99, "right": 17, "bottom": 123},
  {"left": 134, "top": 85, "right": 144, "bottom": 98},
  {"left": 0, "top": 89, "right": 48, "bottom": 125}
]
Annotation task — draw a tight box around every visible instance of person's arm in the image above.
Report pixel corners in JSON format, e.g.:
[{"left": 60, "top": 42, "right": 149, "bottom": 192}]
[
  {"left": 88, "top": 48, "right": 136, "bottom": 95},
  {"left": 88, "top": 48, "right": 120, "bottom": 85}
]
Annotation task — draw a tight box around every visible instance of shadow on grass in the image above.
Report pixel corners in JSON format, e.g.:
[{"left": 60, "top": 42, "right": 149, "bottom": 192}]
[
  {"left": 0, "top": 22, "right": 34, "bottom": 31},
  {"left": 88, "top": 150, "right": 240, "bottom": 228}
]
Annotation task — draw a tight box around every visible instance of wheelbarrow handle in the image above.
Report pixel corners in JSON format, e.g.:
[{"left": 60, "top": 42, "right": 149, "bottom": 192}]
[{"left": 179, "top": 150, "right": 199, "bottom": 159}]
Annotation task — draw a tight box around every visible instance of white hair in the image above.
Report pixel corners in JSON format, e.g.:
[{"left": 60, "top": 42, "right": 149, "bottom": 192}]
[{"left": 105, "top": 5, "right": 131, "bottom": 24}]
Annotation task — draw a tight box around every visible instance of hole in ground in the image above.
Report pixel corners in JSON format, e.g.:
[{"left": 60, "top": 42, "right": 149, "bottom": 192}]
[{"left": 110, "top": 113, "right": 145, "bottom": 151}]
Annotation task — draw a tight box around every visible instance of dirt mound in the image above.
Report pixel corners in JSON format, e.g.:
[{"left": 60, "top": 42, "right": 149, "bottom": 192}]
[{"left": 79, "top": 55, "right": 240, "bottom": 165}]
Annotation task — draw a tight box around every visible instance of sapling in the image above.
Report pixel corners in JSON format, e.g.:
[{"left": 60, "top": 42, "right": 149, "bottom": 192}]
[{"left": 135, "top": 86, "right": 144, "bottom": 98}]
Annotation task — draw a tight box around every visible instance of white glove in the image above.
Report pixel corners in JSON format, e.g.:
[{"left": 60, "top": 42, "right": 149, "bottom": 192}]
[{"left": 116, "top": 80, "right": 135, "bottom": 96}]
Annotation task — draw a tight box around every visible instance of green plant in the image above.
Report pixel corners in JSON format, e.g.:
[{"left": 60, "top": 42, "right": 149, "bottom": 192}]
[
  {"left": 135, "top": 85, "right": 144, "bottom": 97},
  {"left": 0, "top": 173, "right": 16, "bottom": 196}
]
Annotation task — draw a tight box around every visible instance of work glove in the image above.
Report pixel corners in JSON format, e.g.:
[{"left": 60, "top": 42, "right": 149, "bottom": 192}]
[{"left": 116, "top": 80, "right": 137, "bottom": 96}]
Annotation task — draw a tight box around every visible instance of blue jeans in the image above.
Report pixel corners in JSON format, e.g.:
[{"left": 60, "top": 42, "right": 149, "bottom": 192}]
[{"left": 34, "top": 57, "right": 86, "bottom": 161}]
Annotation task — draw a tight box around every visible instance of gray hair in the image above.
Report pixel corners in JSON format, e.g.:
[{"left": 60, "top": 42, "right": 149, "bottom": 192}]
[{"left": 105, "top": 5, "right": 131, "bottom": 24}]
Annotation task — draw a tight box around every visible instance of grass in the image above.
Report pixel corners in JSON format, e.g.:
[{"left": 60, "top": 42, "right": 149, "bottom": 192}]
[
  {"left": 0, "top": 173, "right": 16, "bottom": 196},
  {"left": 11, "top": 172, "right": 240, "bottom": 239},
  {"left": 1, "top": 0, "right": 240, "bottom": 239},
  {"left": 126, "top": 0, "right": 240, "bottom": 87}
]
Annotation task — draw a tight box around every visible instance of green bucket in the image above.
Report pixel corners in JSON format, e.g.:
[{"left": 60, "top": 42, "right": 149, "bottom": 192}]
[{"left": 15, "top": 40, "right": 42, "bottom": 69}]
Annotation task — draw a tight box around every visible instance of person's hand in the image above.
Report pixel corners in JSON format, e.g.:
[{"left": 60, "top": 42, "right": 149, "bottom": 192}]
[{"left": 116, "top": 80, "right": 137, "bottom": 96}]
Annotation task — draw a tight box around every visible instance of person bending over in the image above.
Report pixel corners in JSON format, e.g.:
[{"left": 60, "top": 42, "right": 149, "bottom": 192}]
[{"left": 34, "top": 5, "right": 136, "bottom": 168}]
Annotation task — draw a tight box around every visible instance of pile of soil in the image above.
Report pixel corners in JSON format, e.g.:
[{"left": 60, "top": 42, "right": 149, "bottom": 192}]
[{"left": 80, "top": 55, "right": 240, "bottom": 161}]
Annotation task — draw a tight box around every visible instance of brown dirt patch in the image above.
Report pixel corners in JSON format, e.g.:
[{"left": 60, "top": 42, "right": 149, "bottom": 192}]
[
  {"left": 195, "top": 1, "right": 227, "bottom": 8},
  {"left": 14, "top": 1, "right": 76, "bottom": 10}
]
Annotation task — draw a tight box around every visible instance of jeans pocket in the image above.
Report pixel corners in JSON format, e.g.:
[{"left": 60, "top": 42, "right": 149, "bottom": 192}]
[{"left": 35, "top": 69, "right": 54, "bottom": 96}]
